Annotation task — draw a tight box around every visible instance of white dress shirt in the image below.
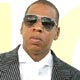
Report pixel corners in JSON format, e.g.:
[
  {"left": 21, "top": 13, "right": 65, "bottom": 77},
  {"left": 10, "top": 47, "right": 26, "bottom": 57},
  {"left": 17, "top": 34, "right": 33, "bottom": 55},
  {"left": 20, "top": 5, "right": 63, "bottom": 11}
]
[{"left": 18, "top": 45, "right": 53, "bottom": 80}]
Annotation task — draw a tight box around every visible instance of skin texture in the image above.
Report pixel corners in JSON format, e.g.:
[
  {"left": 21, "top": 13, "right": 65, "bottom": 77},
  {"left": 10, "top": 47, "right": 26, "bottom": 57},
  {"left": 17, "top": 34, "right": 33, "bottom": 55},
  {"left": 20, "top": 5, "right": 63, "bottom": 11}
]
[{"left": 20, "top": 3, "right": 60, "bottom": 61}]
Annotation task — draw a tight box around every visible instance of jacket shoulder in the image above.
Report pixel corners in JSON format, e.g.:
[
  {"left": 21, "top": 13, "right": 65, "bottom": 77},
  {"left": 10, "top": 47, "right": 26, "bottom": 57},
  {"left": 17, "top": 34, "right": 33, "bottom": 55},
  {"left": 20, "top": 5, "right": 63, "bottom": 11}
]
[
  {"left": 51, "top": 50, "right": 80, "bottom": 79},
  {"left": 0, "top": 45, "right": 20, "bottom": 65}
]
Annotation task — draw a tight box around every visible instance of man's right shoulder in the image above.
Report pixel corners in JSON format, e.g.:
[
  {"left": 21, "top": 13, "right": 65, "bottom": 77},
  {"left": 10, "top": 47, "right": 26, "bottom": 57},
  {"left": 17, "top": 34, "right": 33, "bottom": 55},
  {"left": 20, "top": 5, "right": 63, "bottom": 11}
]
[{"left": 0, "top": 45, "right": 20, "bottom": 64}]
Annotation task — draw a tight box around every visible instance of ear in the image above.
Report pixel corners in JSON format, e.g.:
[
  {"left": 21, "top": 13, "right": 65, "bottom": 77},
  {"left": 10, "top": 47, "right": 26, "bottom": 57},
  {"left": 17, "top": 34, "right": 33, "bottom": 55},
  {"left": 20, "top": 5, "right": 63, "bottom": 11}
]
[
  {"left": 54, "top": 27, "right": 60, "bottom": 40},
  {"left": 20, "top": 22, "right": 24, "bottom": 34}
]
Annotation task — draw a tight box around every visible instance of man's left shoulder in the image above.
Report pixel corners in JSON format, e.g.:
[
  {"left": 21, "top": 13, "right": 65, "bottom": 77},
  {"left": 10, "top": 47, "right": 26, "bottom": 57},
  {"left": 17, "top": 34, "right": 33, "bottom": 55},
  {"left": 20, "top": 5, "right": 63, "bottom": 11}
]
[
  {"left": 51, "top": 50, "right": 80, "bottom": 79},
  {"left": 59, "top": 58, "right": 80, "bottom": 79}
]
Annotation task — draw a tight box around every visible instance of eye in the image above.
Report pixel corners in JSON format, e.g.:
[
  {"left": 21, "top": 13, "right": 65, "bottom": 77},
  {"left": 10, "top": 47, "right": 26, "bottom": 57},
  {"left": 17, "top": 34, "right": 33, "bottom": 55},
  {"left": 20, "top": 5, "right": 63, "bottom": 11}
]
[
  {"left": 41, "top": 17, "right": 55, "bottom": 31},
  {"left": 24, "top": 15, "right": 37, "bottom": 26},
  {"left": 26, "top": 19, "right": 36, "bottom": 26}
]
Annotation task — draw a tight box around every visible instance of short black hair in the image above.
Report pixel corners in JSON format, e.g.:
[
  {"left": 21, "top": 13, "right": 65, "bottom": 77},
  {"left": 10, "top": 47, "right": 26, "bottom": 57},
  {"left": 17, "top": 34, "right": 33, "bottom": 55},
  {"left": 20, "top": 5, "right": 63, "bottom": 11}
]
[{"left": 25, "top": 0, "right": 59, "bottom": 24}]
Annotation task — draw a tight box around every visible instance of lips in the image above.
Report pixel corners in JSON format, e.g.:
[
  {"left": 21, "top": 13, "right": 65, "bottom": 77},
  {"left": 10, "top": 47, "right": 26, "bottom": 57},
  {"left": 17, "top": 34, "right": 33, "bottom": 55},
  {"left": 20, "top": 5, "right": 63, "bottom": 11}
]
[{"left": 30, "top": 36, "right": 42, "bottom": 43}]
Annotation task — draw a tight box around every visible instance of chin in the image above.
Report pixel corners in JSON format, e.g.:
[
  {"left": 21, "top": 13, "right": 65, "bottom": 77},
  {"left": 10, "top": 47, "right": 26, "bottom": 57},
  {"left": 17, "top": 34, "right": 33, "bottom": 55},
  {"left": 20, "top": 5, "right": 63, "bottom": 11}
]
[{"left": 30, "top": 47, "right": 42, "bottom": 54}]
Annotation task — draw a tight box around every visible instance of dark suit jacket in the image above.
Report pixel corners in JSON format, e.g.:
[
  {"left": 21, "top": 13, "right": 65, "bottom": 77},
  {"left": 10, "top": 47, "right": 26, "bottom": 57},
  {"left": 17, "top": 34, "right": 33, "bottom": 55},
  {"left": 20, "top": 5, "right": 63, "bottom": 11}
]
[{"left": 0, "top": 45, "right": 80, "bottom": 80}]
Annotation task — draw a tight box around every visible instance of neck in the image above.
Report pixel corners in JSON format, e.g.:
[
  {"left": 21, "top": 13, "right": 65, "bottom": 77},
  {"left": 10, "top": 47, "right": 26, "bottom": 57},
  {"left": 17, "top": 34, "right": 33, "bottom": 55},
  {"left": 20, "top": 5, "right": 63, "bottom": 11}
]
[
  {"left": 23, "top": 44, "right": 50, "bottom": 62},
  {"left": 24, "top": 48, "right": 49, "bottom": 62},
  {"left": 28, "top": 51, "right": 49, "bottom": 62}
]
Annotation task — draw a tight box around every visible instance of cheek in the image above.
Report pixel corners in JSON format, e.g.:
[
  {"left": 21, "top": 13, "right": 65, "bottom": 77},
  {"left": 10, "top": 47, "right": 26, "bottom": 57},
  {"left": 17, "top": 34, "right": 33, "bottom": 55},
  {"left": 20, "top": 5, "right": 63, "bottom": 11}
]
[
  {"left": 21, "top": 26, "right": 30, "bottom": 36},
  {"left": 44, "top": 33, "right": 54, "bottom": 46},
  {"left": 21, "top": 27, "right": 29, "bottom": 41}
]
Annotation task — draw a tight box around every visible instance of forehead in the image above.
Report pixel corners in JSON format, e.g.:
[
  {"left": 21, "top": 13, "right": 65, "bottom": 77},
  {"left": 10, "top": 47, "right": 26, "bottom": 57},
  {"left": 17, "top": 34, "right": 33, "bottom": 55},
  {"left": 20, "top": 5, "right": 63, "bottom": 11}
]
[{"left": 26, "top": 3, "right": 56, "bottom": 19}]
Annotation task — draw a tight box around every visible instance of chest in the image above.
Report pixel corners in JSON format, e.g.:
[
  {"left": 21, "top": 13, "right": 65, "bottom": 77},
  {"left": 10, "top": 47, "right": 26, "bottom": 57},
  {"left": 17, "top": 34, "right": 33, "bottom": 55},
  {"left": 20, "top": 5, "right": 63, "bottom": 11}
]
[
  {"left": 0, "top": 60, "right": 21, "bottom": 80},
  {"left": 20, "top": 63, "right": 52, "bottom": 80}
]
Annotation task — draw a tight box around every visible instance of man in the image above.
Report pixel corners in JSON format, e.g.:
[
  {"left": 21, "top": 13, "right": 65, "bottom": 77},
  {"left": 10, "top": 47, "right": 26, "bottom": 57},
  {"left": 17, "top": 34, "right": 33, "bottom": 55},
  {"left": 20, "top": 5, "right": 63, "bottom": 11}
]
[{"left": 0, "top": 0, "right": 80, "bottom": 80}]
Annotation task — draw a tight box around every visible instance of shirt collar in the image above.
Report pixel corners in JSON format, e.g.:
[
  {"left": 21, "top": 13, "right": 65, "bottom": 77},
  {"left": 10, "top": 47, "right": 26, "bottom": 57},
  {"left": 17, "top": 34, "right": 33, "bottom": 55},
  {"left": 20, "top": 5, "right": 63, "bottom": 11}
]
[{"left": 18, "top": 45, "right": 53, "bottom": 67}]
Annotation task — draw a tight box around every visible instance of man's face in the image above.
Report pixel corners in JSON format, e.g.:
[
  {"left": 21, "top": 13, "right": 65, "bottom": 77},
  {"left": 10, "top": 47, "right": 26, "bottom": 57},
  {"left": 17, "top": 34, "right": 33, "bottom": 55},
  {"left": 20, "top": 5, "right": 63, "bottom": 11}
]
[{"left": 21, "top": 3, "right": 60, "bottom": 54}]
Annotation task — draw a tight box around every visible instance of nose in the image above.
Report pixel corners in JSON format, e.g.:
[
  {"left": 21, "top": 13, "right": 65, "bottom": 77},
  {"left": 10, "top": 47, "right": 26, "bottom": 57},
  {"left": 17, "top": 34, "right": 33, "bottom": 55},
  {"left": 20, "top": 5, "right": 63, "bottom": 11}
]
[{"left": 32, "top": 20, "right": 43, "bottom": 32}]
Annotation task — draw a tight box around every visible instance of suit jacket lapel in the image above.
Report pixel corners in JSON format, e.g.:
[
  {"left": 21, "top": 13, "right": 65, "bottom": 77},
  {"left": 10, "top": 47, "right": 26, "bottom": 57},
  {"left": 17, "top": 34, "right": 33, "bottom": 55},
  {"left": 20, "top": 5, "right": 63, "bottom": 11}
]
[
  {"left": 0, "top": 45, "right": 21, "bottom": 80},
  {"left": 51, "top": 50, "right": 72, "bottom": 80}
]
